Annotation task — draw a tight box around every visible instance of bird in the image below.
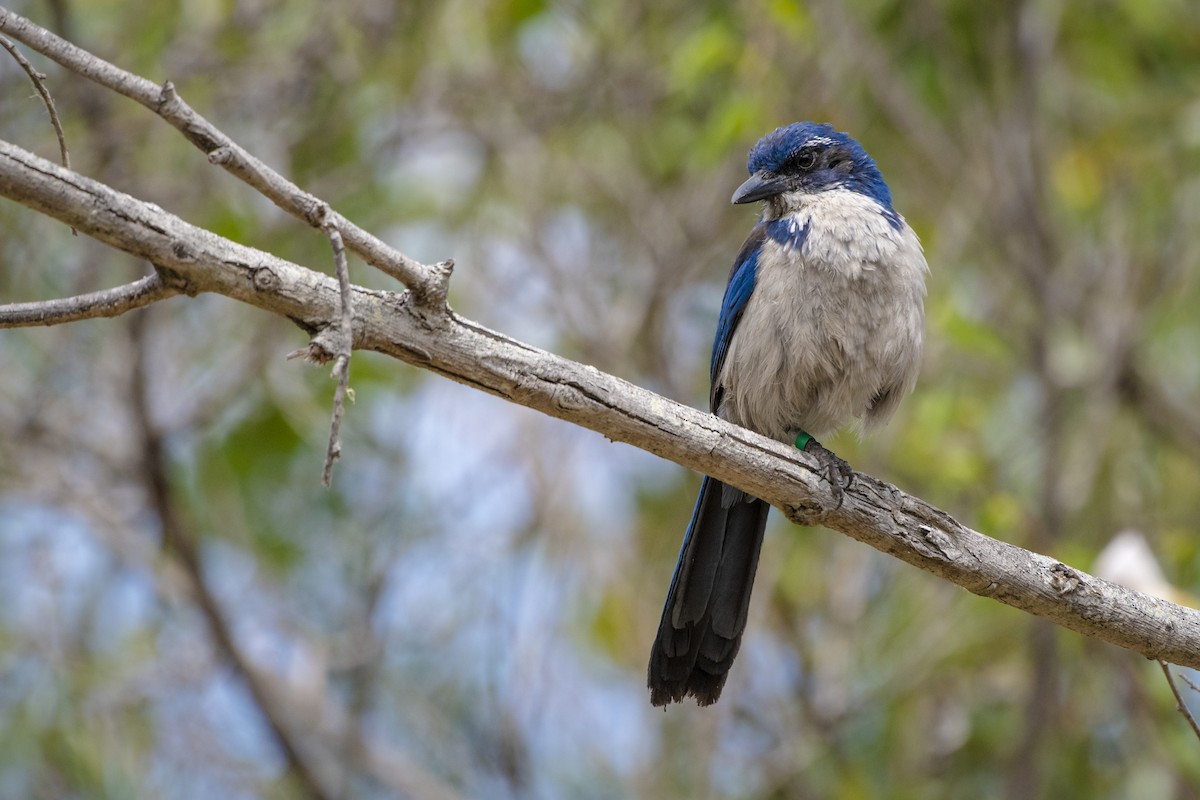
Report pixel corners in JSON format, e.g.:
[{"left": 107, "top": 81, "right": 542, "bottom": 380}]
[{"left": 647, "top": 122, "right": 928, "bottom": 707}]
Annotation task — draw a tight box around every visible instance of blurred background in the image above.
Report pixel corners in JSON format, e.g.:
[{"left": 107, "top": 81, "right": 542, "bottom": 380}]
[{"left": 3, "top": 0, "right": 1200, "bottom": 797}]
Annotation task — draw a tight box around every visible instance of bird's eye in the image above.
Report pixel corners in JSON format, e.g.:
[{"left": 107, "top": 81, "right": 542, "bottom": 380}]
[{"left": 789, "top": 149, "right": 817, "bottom": 171}]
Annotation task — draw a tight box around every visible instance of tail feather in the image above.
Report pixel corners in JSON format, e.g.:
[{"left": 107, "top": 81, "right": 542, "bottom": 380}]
[{"left": 647, "top": 476, "right": 771, "bottom": 706}]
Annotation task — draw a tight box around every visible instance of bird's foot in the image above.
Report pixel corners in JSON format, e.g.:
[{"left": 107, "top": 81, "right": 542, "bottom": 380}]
[{"left": 795, "top": 434, "right": 853, "bottom": 509}]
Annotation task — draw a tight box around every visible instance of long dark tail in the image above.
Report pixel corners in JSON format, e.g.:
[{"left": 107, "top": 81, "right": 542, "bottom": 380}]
[{"left": 647, "top": 476, "right": 771, "bottom": 706}]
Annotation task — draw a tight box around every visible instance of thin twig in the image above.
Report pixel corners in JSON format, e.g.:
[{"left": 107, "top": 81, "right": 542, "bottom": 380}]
[
  {"left": 1, "top": 31, "right": 74, "bottom": 235},
  {"left": 321, "top": 214, "right": 353, "bottom": 487},
  {"left": 1158, "top": 661, "right": 1200, "bottom": 743},
  {"left": 0, "top": 272, "right": 179, "bottom": 328},
  {"left": 0, "top": 34, "right": 69, "bottom": 169}
]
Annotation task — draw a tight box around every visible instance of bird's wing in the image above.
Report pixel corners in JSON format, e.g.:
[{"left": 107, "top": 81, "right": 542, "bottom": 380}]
[{"left": 709, "top": 222, "right": 767, "bottom": 412}]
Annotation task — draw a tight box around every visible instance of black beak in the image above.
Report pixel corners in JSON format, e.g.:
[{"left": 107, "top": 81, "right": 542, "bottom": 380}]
[{"left": 731, "top": 171, "right": 789, "bottom": 204}]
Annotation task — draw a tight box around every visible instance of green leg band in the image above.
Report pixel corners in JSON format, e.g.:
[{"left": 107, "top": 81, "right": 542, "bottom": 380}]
[{"left": 794, "top": 432, "right": 813, "bottom": 450}]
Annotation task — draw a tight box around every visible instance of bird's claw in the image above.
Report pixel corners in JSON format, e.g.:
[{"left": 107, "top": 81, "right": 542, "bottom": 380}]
[{"left": 801, "top": 438, "right": 853, "bottom": 508}]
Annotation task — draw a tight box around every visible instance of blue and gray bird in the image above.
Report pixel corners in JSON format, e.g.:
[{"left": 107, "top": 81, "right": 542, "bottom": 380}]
[{"left": 648, "top": 122, "right": 928, "bottom": 707}]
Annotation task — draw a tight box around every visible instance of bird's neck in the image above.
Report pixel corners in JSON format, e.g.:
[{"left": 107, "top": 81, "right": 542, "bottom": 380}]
[{"left": 764, "top": 188, "right": 901, "bottom": 237}]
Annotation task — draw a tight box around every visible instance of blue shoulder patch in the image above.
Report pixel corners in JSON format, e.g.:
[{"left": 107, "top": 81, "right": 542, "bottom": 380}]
[
  {"left": 765, "top": 216, "right": 811, "bottom": 250},
  {"left": 710, "top": 224, "right": 767, "bottom": 404}
]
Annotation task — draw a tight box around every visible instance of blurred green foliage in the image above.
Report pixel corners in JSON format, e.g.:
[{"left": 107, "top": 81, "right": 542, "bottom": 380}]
[{"left": 4, "top": 0, "right": 1200, "bottom": 797}]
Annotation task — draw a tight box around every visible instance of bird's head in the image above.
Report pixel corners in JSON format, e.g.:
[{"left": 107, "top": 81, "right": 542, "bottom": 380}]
[{"left": 733, "top": 122, "right": 893, "bottom": 219}]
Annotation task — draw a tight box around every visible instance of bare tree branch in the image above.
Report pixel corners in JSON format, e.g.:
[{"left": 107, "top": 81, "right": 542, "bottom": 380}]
[
  {"left": 0, "top": 271, "right": 179, "bottom": 327},
  {"left": 0, "top": 6, "right": 452, "bottom": 305},
  {"left": 3, "top": 137, "right": 1200, "bottom": 674},
  {"left": 1158, "top": 661, "right": 1200, "bottom": 743},
  {"left": 0, "top": 28, "right": 74, "bottom": 236},
  {"left": 0, "top": 32, "right": 69, "bottom": 169}
]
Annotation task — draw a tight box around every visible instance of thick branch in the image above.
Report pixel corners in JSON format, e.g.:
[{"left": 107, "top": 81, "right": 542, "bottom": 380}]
[
  {"left": 2, "top": 138, "right": 1198, "bottom": 671},
  {"left": 0, "top": 272, "right": 178, "bottom": 327},
  {"left": 0, "top": 6, "right": 449, "bottom": 306}
]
